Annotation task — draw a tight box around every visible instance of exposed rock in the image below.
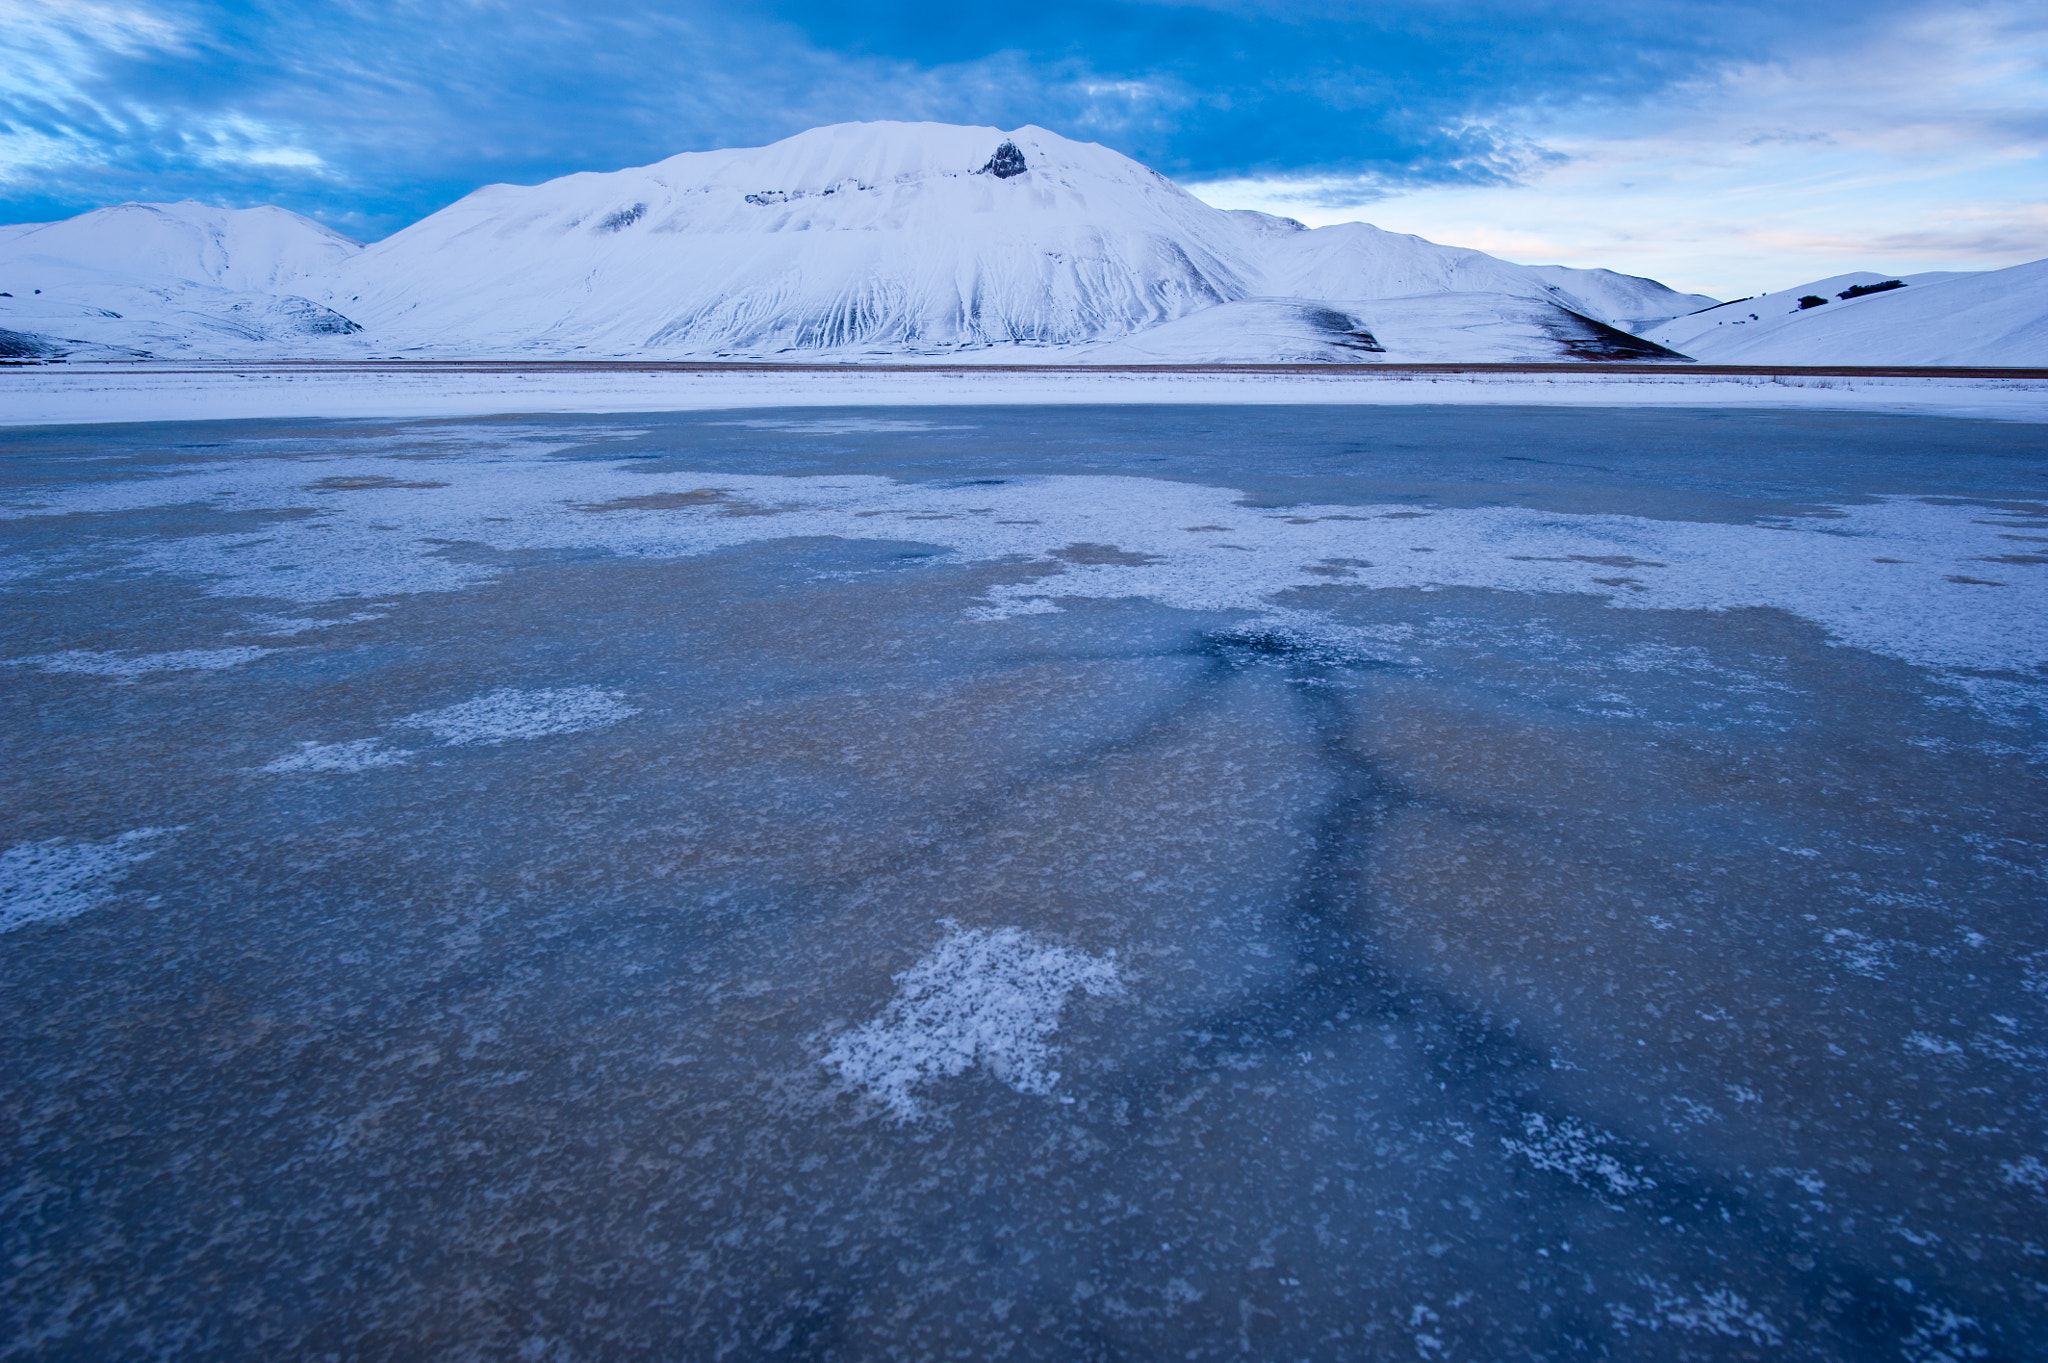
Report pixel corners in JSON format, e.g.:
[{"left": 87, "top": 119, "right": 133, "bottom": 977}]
[
  {"left": 1539, "top": 308, "right": 1690, "bottom": 361},
  {"left": 1304, "top": 307, "right": 1385, "bottom": 353},
  {"left": 978, "top": 142, "right": 1028, "bottom": 179},
  {"left": 0, "top": 327, "right": 65, "bottom": 359}
]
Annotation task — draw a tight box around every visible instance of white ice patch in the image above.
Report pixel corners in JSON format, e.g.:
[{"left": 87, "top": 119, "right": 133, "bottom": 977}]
[
  {"left": 8, "top": 646, "right": 273, "bottom": 677},
  {"left": 0, "top": 828, "right": 172, "bottom": 934},
  {"left": 713, "top": 418, "right": 975, "bottom": 435},
  {"left": 1608, "top": 1281, "right": 1782, "bottom": 1347},
  {"left": 240, "top": 611, "right": 385, "bottom": 636},
  {"left": 1902, "top": 1305, "right": 1990, "bottom": 1363},
  {"left": 2000, "top": 1155, "right": 2047, "bottom": 1192},
  {"left": 396, "top": 686, "right": 637, "bottom": 746},
  {"left": 260, "top": 738, "right": 413, "bottom": 774},
  {"left": 963, "top": 594, "right": 1063, "bottom": 621},
  {"left": 1502, "top": 1112, "right": 1656, "bottom": 1198},
  {"left": 9, "top": 446, "right": 2043, "bottom": 712},
  {"left": 821, "top": 924, "right": 1124, "bottom": 1119}
]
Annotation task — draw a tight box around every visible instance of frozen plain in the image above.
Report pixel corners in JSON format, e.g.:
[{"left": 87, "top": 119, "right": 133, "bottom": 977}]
[{"left": 3, "top": 399, "right": 2047, "bottom": 1361}]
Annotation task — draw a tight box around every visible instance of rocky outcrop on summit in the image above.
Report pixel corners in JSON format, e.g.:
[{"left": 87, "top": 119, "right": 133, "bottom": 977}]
[{"left": 979, "top": 142, "right": 1028, "bottom": 179}]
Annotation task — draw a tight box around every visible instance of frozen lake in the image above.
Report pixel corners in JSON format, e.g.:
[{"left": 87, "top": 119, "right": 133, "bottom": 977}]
[{"left": 4, "top": 404, "right": 2045, "bottom": 1360}]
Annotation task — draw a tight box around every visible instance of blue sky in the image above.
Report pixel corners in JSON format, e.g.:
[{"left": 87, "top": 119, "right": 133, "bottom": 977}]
[{"left": 3, "top": 0, "right": 2042, "bottom": 295}]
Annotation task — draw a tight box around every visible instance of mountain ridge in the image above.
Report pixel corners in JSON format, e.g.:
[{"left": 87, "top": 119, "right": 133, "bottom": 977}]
[{"left": 3, "top": 121, "right": 2036, "bottom": 365}]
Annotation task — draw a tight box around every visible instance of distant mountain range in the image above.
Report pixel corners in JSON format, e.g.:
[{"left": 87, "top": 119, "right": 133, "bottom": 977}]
[{"left": 1, "top": 122, "right": 2041, "bottom": 365}]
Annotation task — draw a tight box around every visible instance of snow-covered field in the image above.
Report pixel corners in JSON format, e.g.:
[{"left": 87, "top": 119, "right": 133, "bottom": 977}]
[
  {"left": 4, "top": 404, "right": 2044, "bottom": 1358},
  {"left": 5, "top": 361, "right": 2046, "bottom": 427}
]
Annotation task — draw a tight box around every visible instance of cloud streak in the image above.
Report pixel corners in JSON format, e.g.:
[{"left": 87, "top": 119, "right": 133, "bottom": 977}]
[{"left": 1193, "top": 1, "right": 2048, "bottom": 293}]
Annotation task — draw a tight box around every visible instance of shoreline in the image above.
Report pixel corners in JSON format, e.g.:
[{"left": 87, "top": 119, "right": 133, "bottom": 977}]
[{"left": 5, "top": 360, "right": 2047, "bottom": 426}]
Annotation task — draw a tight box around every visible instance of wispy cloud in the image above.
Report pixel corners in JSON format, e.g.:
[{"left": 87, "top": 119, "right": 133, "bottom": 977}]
[{"left": 1191, "top": 1, "right": 2048, "bottom": 293}]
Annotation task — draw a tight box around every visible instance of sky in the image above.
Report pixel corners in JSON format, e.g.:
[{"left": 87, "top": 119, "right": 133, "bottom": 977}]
[{"left": 1, "top": 0, "right": 2042, "bottom": 297}]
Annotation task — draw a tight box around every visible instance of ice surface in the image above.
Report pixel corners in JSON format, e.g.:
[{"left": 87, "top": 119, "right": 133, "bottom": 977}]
[
  {"left": 6, "top": 435, "right": 2036, "bottom": 707},
  {"left": 0, "top": 828, "right": 171, "bottom": 933},
  {"left": 3, "top": 405, "right": 2043, "bottom": 1361},
  {"left": 821, "top": 923, "right": 1124, "bottom": 1119}
]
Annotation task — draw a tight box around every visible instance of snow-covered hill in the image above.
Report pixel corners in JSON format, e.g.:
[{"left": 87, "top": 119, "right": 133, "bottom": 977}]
[
  {"left": 0, "top": 202, "right": 366, "bottom": 359},
  {"left": 325, "top": 123, "right": 1253, "bottom": 356},
  {"left": 1253, "top": 219, "right": 1710, "bottom": 335},
  {"left": 1648, "top": 262, "right": 2048, "bottom": 366},
  {"left": 6, "top": 121, "right": 2037, "bottom": 366},
  {"left": 318, "top": 122, "right": 1706, "bottom": 361}
]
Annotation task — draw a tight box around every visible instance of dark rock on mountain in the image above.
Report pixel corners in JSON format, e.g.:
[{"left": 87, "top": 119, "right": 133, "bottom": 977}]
[
  {"left": 1541, "top": 308, "right": 1692, "bottom": 361},
  {"left": 1305, "top": 306, "right": 1385, "bottom": 353},
  {"left": 979, "top": 142, "right": 1028, "bottom": 179},
  {"left": 0, "top": 327, "right": 64, "bottom": 359}
]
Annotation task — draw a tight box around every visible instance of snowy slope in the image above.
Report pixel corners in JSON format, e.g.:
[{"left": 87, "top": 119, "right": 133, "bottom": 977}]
[
  {"left": 1648, "top": 262, "right": 2048, "bottom": 366},
  {"left": 322, "top": 122, "right": 1706, "bottom": 361},
  {"left": 327, "top": 123, "right": 1259, "bottom": 356},
  {"left": 0, "top": 202, "right": 365, "bottom": 359},
  {"left": 2, "top": 126, "right": 1714, "bottom": 363},
  {"left": 1255, "top": 220, "right": 1713, "bottom": 333},
  {"left": 1079, "top": 294, "right": 1685, "bottom": 364}
]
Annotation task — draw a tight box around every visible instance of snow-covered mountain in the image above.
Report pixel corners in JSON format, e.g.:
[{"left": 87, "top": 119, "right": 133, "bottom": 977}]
[
  {"left": 1647, "top": 262, "right": 2048, "bottom": 366},
  {"left": 1252, "top": 220, "right": 1707, "bottom": 336},
  {"left": 8, "top": 121, "right": 2035, "bottom": 366},
  {"left": 319, "top": 122, "right": 1706, "bottom": 361},
  {"left": 0, "top": 202, "right": 365, "bottom": 359}
]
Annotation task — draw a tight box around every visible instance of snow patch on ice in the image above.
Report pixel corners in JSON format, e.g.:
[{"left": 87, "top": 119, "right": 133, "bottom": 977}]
[
  {"left": 1608, "top": 1280, "right": 1782, "bottom": 1347},
  {"left": 8, "top": 646, "right": 273, "bottom": 676},
  {"left": 1503, "top": 1112, "right": 1656, "bottom": 1198},
  {"left": 261, "top": 738, "right": 413, "bottom": 774},
  {"left": 1901, "top": 1304, "right": 1991, "bottom": 1363},
  {"left": 2000, "top": 1155, "right": 2047, "bottom": 1191},
  {"left": 714, "top": 418, "right": 976, "bottom": 435},
  {"left": 12, "top": 447, "right": 2043, "bottom": 715},
  {"left": 240, "top": 611, "right": 385, "bottom": 636},
  {"left": 964, "top": 592, "right": 1063, "bottom": 620},
  {"left": 1, "top": 828, "right": 174, "bottom": 934},
  {"left": 397, "top": 686, "right": 638, "bottom": 746},
  {"left": 821, "top": 924, "right": 1124, "bottom": 1119}
]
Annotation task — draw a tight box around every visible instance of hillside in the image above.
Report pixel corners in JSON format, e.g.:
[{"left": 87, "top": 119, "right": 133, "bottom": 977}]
[
  {"left": 0, "top": 202, "right": 365, "bottom": 359},
  {"left": 320, "top": 122, "right": 1708, "bottom": 361},
  {"left": 1648, "top": 263, "right": 2048, "bottom": 367}
]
